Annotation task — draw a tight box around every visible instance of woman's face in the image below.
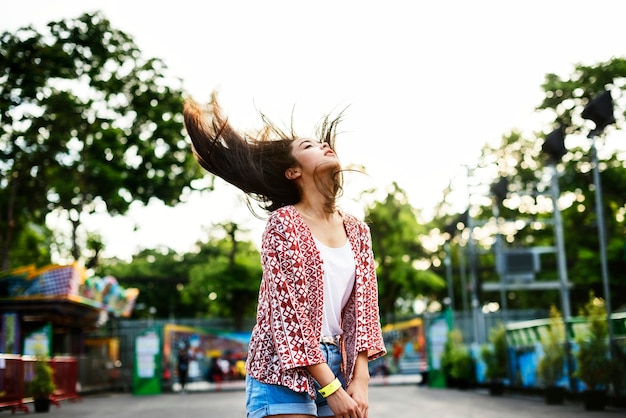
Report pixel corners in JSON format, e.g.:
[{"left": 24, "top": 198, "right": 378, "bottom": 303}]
[{"left": 289, "top": 138, "right": 339, "bottom": 175}]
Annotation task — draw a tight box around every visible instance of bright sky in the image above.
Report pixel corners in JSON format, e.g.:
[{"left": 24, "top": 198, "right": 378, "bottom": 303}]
[{"left": 3, "top": 0, "right": 625, "bottom": 260}]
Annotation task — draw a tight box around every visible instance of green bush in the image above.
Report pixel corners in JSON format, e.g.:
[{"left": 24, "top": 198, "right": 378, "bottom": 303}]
[
  {"left": 575, "top": 292, "right": 611, "bottom": 390},
  {"left": 537, "top": 305, "right": 566, "bottom": 387},
  {"left": 29, "top": 356, "right": 56, "bottom": 399},
  {"left": 441, "top": 328, "right": 475, "bottom": 383},
  {"left": 481, "top": 322, "right": 508, "bottom": 382}
]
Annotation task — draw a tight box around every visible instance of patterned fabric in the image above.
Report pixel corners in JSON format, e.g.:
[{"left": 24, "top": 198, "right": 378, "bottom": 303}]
[{"left": 246, "top": 205, "right": 386, "bottom": 398}]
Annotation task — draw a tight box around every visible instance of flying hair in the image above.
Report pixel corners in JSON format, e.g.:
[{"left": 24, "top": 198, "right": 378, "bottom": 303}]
[{"left": 183, "top": 92, "right": 346, "bottom": 216}]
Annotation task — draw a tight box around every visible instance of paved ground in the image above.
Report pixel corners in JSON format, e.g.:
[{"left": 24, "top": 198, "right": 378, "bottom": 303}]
[{"left": 9, "top": 379, "right": 625, "bottom": 418}]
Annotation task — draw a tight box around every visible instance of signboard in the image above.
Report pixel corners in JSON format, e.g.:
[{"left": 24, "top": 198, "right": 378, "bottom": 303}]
[
  {"left": 133, "top": 327, "right": 162, "bottom": 395},
  {"left": 1, "top": 313, "right": 19, "bottom": 354},
  {"left": 23, "top": 323, "right": 51, "bottom": 356},
  {"left": 426, "top": 309, "right": 453, "bottom": 388}
]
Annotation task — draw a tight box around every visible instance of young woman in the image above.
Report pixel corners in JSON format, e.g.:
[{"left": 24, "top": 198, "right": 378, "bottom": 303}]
[{"left": 183, "top": 93, "right": 386, "bottom": 418}]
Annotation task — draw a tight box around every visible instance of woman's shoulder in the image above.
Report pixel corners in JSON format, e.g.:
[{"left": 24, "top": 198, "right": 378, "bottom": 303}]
[
  {"left": 340, "top": 210, "right": 369, "bottom": 230},
  {"left": 264, "top": 205, "right": 299, "bottom": 233},
  {"left": 267, "top": 205, "right": 297, "bottom": 223}
]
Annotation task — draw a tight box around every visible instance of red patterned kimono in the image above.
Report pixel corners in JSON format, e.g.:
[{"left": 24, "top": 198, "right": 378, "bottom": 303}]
[{"left": 245, "top": 205, "right": 386, "bottom": 398}]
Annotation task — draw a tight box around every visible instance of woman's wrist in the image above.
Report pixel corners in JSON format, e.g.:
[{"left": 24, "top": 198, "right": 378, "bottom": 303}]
[
  {"left": 318, "top": 377, "right": 342, "bottom": 398},
  {"left": 351, "top": 373, "right": 370, "bottom": 382}
]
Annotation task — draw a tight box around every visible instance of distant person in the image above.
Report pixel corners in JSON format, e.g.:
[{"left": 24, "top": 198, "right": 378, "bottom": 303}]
[
  {"left": 392, "top": 339, "right": 404, "bottom": 372},
  {"left": 184, "top": 93, "right": 386, "bottom": 418},
  {"left": 177, "top": 347, "right": 189, "bottom": 393},
  {"left": 207, "top": 357, "right": 224, "bottom": 383},
  {"left": 376, "top": 360, "right": 391, "bottom": 385}
]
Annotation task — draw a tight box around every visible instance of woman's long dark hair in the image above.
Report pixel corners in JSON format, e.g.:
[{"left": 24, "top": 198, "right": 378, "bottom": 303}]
[{"left": 183, "top": 93, "right": 344, "bottom": 215}]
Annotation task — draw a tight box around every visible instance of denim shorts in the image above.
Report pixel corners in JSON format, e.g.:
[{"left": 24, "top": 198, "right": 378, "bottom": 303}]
[{"left": 246, "top": 342, "right": 345, "bottom": 418}]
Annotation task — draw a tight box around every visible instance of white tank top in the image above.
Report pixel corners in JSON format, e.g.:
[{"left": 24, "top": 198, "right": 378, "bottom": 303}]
[{"left": 315, "top": 238, "right": 356, "bottom": 337}]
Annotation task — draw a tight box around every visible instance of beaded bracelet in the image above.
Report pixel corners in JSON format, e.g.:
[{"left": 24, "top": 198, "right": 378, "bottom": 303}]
[{"left": 318, "top": 377, "right": 341, "bottom": 398}]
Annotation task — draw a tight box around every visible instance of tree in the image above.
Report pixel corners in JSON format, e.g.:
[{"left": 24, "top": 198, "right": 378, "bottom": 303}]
[
  {"left": 97, "top": 247, "right": 196, "bottom": 319},
  {"left": 98, "top": 222, "right": 263, "bottom": 328},
  {"left": 536, "top": 57, "right": 626, "bottom": 311},
  {"left": 469, "top": 130, "right": 564, "bottom": 310},
  {"left": 0, "top": 12, "right": 204, "bottom": 269},
  {"left": 537, "top": 58, "right": 626, "bottom": 134},
  {"left": 183, "top": 223, "right": 262, "bottom": 330},
  {"left": 430, "top": 57, "right": 626, "bottom": 313},
  {"left": 365, "top": 182, "right": 445, "bottom": 323},
  {"left": 4, "top": 223, "right": 53, "bottom": 269}
]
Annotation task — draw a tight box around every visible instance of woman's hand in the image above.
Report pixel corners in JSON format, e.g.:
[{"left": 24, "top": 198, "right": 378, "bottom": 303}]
[
  {"left": 326, "top": 387, "right": 364, "bottom": 418},
  {"left": 347, "top": 376, "right": 369, "bottom": 418}
]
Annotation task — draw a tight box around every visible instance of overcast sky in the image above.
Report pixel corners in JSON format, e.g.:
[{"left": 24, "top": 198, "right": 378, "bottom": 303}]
[{"left": 3, "top": 0, "right": 625, "bottom": 260}]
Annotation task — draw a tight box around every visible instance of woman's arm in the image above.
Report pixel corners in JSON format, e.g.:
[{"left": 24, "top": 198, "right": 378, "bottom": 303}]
[
  {"left": 306, "top": 362, "right": 364, "bottom": 418},
  {"left": 347, "top": 351, "right": 370, "bottom": 417}
]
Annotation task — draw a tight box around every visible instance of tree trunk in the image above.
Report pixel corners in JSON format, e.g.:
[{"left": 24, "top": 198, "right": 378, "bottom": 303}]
[{"left": 1, "top": 177, "right": 18, "bottom": 271}]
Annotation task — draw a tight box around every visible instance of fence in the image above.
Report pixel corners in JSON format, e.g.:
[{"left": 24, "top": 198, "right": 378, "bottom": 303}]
[
  {"left": 504, "top": 312, "right": 626, "bottom": 391},
  {"left": 0, "top": 355, "right": 79, "bottom": 414},
  {"left": 113, "top": 317, "right": 253, "bottom": 391},
  {"left": 49, "top": 356, "right": 81, "bottom": 404},
  {"left": 0, "top": 354, "right": 28, "bottom": 413}
]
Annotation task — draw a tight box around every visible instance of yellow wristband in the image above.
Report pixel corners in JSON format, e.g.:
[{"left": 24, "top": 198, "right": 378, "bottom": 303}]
[{"left": 318, "top": 377, "right": 341, "bottom": 398}]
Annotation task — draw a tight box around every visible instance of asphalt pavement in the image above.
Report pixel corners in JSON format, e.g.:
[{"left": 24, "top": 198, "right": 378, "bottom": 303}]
[{"left": 6, "top": 377, "right": 625, "bottom": 417}]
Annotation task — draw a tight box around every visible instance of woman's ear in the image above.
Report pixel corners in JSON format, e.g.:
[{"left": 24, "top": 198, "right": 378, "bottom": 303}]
[{"left": 285, "top": 167, "right": 301, "bottom": 180}]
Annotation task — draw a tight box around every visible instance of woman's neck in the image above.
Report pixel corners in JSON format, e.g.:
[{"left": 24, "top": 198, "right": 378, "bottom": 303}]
[
  {"left": 294, "top": 200, "right": 346, "bottom": 248},
  {"left": 295, "top": 198, "right": 336, "bottom": 221}
]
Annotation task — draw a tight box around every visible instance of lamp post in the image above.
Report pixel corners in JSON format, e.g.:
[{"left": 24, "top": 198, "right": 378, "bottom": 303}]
[
  {"left": 581, "top": 90, "right": 616, "bottom": 349},
  {"left": 541, "top": 127, "right": 572, "bottom": 322},
  {"left": 464, "top": 208, "right": 485, "bottom": 344},
  {"left": 490, "top": 177, "right": 509, "bottom": 323},
  {"left": 444, "top": 211, "right": 471, "bottom": 316},
  {"left": 443, "top": 241, "right": 455, "bottom": 312},
  {"left": 542, "top": 126, "right": 574, "bottom": 390}
]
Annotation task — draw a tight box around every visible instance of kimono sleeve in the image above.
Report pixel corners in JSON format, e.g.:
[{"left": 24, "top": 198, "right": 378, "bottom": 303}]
[
  {"left": 261, "top": 213, "right": 325, "bottom": 372},
  {"left": 358, "top": 221, "right": 387, "bottom": 360}
]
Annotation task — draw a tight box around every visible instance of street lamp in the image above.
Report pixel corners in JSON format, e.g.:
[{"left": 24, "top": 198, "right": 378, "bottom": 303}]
[
  {"left": 541, "top": 126, "right": 572, "bottom": 321},
  {"left": 444, "top": 211, "right": 470, "bottom": 314},
  {"left": 581, "top": 90, "right": 615, "bottom": 349},
  {"left": 443, "top": 242, "right": 455, "bottom": 310},
  {"left": 541, "top": 126, "right": 574, "bottom": 390},
  {"left": 490, "top": 177, "right": 508, "bottom": 323}
]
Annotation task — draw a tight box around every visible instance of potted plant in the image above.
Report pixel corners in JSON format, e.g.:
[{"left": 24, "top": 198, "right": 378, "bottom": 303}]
[
  {"left": 29, "top": 355, "right": 56, "bottom": 413},
  {"left": 537, "top": 305, "right": 566, "bottom": 404},
  {"left": 574, "top": 292, "right": 612, "bottom": 411},
  {"left": 608, "top": 344, "right": 626, "bottom": 407},
  {"left": 480, "top": 322, "right": 508, "bottom": 396},
  {"left": 441, "top": 328, "right": 475, "bottom": 389}
]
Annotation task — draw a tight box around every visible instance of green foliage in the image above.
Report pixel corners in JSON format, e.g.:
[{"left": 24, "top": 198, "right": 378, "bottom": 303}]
[
  {"left": 98, "top": 222, "right": 261, "bottom": 328},
  {"left": 537, "top": 305, "right": 566, "bottom": 387},
  {"left": 98, "top": 247, "right": 198, "bottom": 319},
  {"left": 574, "top": 292, "right": 611, "bottom": 390},
  {"left": 537, "top": 57, "right": 626, "bottom": 134},
  {"left": 4, "top": 223, "right": 52, "bottom": 269},
  {"left": 0, "top": 12, "right": 204, "bottom": 268},
  {"left": 183, "top": 223, "right": 261, "bottom": 329},
  {"left": 29, "top": 356, "right": 56, "bottom": 398},
  {"left": 365, "top": 182, "right": 445, "bottom": 322},
  {"left": 441, "top": 329, "right": 475, "bottom": 382},
  {"left": 480, "top": 322, "right": 508, "bottom": 381},
  {"left": 431, "top": 56, "right": 626, "bottom": 313}
]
